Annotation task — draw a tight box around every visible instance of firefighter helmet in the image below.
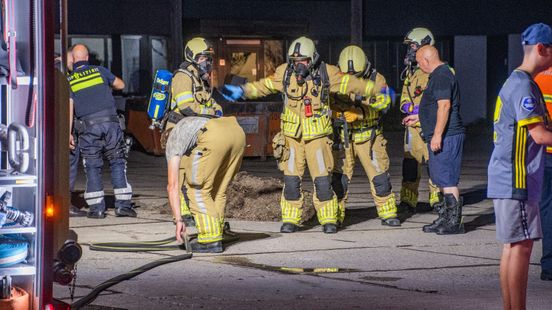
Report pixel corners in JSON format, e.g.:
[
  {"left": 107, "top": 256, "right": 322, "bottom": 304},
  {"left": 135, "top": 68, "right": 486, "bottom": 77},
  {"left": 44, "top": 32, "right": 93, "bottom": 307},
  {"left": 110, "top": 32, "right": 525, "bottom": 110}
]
[
  {"left": 338, "top": 45, "right": 371, "bottom": 77},
  {"left": 184, "top": 37, "right": 214, "bottom": 63},
  {"left": 287, "top": 36, "right": 319, "bottom": 64},
  {"left": 403, "top": 28, "right": 435, "bottom": 48}
]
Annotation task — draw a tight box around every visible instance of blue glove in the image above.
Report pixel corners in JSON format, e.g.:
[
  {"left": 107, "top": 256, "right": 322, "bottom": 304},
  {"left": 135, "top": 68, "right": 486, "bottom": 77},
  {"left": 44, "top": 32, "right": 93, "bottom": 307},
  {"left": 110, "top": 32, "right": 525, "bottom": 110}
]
[
  {"left": 380, "top": 86, "right": 396, "bottom": 105},
  {"left": 222, "top": 84, "right": 244, "bottom": 102},
  {"left": 215, "top": 110, "right": 223, "bottom": 117}
]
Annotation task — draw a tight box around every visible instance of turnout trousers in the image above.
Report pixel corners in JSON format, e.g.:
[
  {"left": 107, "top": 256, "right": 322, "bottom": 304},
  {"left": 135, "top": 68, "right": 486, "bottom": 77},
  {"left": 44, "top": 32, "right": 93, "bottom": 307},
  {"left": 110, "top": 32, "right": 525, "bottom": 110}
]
[
  {"left": 332, "top": 134, "right": 397, "bottom": 222},
  {"left": 279, "top": 135, "right": 339, "bottom": 226},
  {"left": 184, "top": 117, "right": 245, "bottom": 244}
]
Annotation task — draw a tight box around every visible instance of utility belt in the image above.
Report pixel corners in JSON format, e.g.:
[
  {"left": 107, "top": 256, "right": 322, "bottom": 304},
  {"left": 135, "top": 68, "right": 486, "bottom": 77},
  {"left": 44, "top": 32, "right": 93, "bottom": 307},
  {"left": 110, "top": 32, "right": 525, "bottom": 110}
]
[{"left": 73, "top": 115, "right": 122, "bottom": 134}]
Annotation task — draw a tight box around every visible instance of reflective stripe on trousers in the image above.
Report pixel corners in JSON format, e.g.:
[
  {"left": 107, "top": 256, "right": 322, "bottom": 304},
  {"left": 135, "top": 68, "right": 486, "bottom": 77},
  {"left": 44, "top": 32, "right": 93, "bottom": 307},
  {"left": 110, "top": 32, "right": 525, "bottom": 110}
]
[
  {"left": 195, "top": 211, "right": 224, "bottom": 243},
  {"left": 84, "top": 190, "right": 104, "bottom": 206}
]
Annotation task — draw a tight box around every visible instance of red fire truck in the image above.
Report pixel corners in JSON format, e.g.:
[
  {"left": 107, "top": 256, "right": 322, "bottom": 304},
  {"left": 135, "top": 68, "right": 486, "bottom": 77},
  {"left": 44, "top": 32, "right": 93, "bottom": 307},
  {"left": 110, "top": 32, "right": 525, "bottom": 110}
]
[{"left": 0, "top": 0, "right": 76, "bottom": 309}]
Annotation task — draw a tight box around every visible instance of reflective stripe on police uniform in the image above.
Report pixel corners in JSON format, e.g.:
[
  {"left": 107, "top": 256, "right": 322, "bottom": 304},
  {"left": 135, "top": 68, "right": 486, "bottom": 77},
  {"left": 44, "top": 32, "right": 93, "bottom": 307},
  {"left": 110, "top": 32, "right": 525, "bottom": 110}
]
[{"left": 69, "top": 68, "right": 104, "bottom": 93}]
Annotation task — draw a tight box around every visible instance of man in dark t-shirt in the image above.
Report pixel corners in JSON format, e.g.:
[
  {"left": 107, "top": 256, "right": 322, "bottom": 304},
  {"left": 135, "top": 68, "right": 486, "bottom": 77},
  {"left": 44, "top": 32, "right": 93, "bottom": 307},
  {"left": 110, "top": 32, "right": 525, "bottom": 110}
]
[{"left": 402, "top": 45, "right": 465, "bottom": 235}]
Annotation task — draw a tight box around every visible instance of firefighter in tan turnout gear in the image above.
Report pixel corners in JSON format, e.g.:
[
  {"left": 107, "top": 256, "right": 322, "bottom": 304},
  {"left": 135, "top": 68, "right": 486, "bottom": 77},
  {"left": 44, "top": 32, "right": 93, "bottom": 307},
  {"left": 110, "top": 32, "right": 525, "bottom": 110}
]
[
  {"left": 222, "top": 36, "right": 384, "bottom": 234},
  {"left": 161, "top": 37, "right": 223, "bottom": 227},
  {"left": 399, "top": 28, "right": 443, "bottom": 212},
  {"left": 166, "top": 115, "right": 245, "bottom": 253},
  {"left": 331, "top": 45, "right": 400, "bottom": 226}
]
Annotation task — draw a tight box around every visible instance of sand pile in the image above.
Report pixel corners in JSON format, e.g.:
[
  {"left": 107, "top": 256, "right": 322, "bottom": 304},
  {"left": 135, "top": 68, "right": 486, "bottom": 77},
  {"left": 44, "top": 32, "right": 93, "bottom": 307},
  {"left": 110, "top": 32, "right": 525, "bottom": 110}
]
[{"left": 225, "top": 172, "right": 315, "bottom": 223}]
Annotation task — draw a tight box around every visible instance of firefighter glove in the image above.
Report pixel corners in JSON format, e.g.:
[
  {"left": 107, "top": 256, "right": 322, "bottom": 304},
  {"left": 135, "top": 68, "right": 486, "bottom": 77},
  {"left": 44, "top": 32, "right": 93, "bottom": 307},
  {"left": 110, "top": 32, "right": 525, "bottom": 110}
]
[
  {"left": 221, "top": 84, "right": 244, "bottom": 102},
  {"left": 343, "top": 110, "right": 361, "bottom": 123},
  {"left": 272, "top": 132, "right": 289, "bottom": 162},
  {"left": 401, "top": 102, "right": 419, "bottom": 115}
]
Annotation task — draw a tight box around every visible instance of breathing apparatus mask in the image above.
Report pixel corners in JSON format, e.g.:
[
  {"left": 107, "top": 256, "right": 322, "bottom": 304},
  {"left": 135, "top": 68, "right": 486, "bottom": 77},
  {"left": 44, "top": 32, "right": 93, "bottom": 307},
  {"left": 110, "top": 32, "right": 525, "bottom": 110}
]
[
  {"left": 404, "top": 43, "right": 419, "bottom": 67},
  {"left": 287, "top": 37, "right": 320, "bottom": 87},
  {"left": 292, "top": 61, "right": 310, "bottom": 86},
  {"left": 196, "top": 56, "right": 213, "bottom": 81}
]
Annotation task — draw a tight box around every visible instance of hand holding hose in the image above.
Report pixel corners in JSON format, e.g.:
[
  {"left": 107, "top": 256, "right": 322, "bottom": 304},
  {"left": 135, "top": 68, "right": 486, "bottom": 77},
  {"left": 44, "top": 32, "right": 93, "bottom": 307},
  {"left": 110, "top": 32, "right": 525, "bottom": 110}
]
[{"left": 176, "top": 220, "right": 186, "bottom": 243}]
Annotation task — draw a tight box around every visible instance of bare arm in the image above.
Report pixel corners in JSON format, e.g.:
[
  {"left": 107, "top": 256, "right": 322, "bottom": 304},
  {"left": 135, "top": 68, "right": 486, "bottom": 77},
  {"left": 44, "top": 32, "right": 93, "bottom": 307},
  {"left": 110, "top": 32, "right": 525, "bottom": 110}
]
[
  {"left": 434, "top": 99, "right": 451, "bottom": 138},
  {"left": 111, "top": 77, "right": 125, "bottom": 91},
  {"left": 167, "top": 156, "right": 186, "bottom": 242},
  {"left": 528, "top": 122, "right": 552, "bottom": 146},
  {"left": 430, "top": 99, "right": 451, "bottom": 152}
]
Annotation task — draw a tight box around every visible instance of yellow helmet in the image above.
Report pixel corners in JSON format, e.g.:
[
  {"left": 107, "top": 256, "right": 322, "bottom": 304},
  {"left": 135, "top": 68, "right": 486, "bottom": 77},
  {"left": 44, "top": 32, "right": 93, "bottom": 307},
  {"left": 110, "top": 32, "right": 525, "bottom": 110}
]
[
  {"left": 338, "top": 45, "right": 370, "bottom": 76},
  {"left": 184, "top": 37, "right": 214, "bottom": 63},
  {"left": 404, "top": 28, "right": 435, "bottom": 47},
  {"left": 288, "top": 36, "right": 318, "bottom": 63}
]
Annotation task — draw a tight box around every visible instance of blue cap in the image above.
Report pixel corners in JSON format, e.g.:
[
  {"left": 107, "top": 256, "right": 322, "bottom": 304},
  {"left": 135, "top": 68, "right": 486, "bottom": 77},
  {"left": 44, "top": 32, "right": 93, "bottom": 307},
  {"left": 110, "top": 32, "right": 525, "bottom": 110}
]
[{"left": 522, "top": 23, "right": 552, "bottom": 45}]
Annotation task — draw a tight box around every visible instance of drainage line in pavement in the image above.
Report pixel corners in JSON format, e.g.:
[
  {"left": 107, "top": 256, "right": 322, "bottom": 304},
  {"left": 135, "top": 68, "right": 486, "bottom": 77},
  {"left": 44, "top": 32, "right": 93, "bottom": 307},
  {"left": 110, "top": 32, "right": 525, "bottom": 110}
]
[
  {"left": 400, "top": 247, "right": 542, "bottom": 265},
  {"left": 70, "top": 253, "right": 193, "bottom": 309}
]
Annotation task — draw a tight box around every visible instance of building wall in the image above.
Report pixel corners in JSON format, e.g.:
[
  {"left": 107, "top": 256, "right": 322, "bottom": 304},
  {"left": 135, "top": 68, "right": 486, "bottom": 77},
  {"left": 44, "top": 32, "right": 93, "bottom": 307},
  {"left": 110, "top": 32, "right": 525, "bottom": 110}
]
[
  {"left": 180, "top": 0, "right": 552, "bottom": 37},
  {"left": 454, "top": 36, "right": 487, "bottom": 124},
  {"left": 64, "top": 0, "right": 171, "bottom": 36}
]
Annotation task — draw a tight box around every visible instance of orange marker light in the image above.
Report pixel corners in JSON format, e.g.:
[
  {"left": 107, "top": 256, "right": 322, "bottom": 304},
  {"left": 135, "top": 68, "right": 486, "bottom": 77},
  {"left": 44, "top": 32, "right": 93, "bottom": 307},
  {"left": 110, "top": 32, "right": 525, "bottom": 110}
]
[{"left": 46, "top": 195, "right": 55, "bottom": 217}]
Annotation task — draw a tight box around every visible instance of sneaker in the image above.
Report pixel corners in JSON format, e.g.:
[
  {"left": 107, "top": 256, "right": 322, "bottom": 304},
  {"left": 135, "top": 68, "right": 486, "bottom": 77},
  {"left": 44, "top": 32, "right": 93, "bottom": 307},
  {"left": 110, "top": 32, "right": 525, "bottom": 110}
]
[
  {"left": 114, "top": 207, "right": 137, "bottom": 217},
  {"left": 69, "top": 205, "right": 87, "bottom": 217},
  {"left": 87, "top": 209, "right": 106, "bottom": 219}
]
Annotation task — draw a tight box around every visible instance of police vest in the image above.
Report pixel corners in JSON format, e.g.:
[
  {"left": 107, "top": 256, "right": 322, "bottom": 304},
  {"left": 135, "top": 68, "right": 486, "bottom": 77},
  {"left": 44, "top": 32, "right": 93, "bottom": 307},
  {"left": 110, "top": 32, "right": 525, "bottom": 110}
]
[{"left": 68, "top": 64, "right": 117, "bottom": 118}]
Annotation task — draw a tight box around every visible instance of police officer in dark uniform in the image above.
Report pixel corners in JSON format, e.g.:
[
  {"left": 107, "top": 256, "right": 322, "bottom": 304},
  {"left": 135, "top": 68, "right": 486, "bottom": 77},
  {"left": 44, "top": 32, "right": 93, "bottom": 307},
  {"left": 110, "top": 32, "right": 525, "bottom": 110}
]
[{"left": 68, "top": 44, "right": 135, "bottom": 218}]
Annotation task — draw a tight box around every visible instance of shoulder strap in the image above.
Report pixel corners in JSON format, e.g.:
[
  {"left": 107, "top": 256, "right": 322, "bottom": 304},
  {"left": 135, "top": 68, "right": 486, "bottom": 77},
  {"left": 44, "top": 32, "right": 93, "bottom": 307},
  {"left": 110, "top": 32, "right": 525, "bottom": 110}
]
[
  {"left": 368, "top": 69, "right": 377, "bottom": 82},
  {"left": 318, "top": 62, "right": 330, "bottom": 102},
  {"left": 319, "top": 62, "right": 330, "bottom": 88}
]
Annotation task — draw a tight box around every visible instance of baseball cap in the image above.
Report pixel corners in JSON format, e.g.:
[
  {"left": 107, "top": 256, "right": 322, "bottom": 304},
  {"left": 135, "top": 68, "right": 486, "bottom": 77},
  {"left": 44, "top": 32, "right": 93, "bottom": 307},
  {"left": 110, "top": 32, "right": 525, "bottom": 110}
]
[{"left": 522, "top": 23, "right": 552, "bottom": 45}]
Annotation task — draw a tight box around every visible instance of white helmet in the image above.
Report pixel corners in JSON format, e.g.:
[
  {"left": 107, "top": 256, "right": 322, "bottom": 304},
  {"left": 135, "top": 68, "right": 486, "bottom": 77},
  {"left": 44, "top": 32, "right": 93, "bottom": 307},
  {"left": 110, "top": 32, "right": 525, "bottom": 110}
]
[{"left": 404, "top": 28, "right": 435, "bottom": 48}]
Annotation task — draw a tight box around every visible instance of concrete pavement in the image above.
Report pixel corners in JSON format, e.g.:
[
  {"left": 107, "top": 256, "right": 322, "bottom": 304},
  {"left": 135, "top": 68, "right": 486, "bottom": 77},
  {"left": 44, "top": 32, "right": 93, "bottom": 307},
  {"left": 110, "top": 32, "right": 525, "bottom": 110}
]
[{"left": 54, "top": 131, "right": 552, "bottom": 309}]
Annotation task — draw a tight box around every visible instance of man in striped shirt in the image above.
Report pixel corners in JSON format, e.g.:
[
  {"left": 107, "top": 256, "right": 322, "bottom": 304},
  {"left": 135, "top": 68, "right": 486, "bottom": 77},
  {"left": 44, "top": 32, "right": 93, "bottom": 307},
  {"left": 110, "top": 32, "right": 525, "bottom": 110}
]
[{"left": 487, "top": 23, "right": 552, "bottom": 309}]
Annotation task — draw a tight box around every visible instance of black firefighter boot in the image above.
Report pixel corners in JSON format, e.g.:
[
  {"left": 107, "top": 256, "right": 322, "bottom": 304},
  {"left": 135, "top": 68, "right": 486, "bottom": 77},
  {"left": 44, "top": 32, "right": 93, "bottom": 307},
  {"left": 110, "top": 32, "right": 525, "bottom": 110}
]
[
  {"left": 189, "top": 239, "right": 223, "bottom": 253},
  {"left": 280, "top": 222, "right": 299, "bottom": 233},
  {"left": 422, "top": 198, "right": 447, "bottom": 233},
  {"left": 436, "top": 194, "right": 465, "bottom": 235},
  {"left": 323, "top": 223, "right": 337, "bottom": 234}
]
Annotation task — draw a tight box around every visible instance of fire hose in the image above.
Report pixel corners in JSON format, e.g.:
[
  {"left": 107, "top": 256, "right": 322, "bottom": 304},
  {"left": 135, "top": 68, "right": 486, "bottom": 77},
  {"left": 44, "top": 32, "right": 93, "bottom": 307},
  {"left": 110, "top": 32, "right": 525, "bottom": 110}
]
[
  {"left": 88, "top": 222, "right": 238, "bottom": 252},
  {"left": 70, "top": 253, "right": 193, "bottom": 309},
  {"left": 71, "top": 224, "right": 239, "bottom": 308}
]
